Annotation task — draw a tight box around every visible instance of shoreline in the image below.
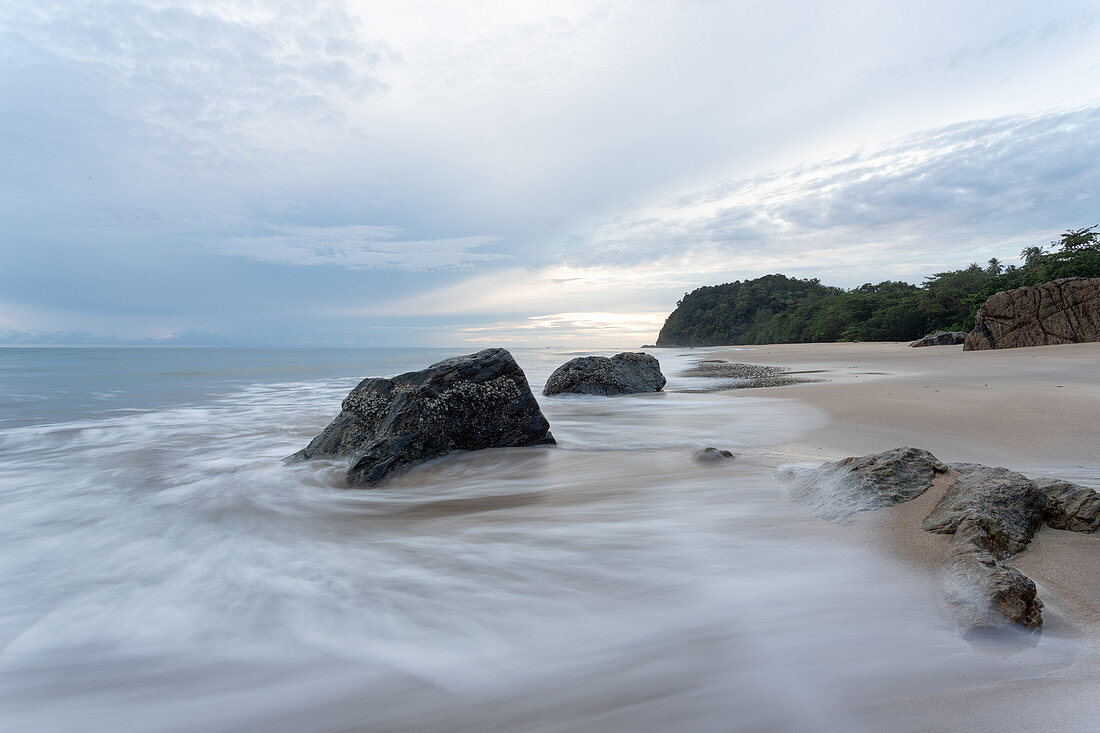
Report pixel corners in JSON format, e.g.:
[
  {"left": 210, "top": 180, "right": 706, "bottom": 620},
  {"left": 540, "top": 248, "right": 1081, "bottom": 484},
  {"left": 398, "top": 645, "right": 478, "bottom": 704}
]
[
  {"left": 698, "top": 341, "right": 1100, "bottom": 474},
  {"left": 695, "top": 340, "right": 1100, "bottom": 638}
]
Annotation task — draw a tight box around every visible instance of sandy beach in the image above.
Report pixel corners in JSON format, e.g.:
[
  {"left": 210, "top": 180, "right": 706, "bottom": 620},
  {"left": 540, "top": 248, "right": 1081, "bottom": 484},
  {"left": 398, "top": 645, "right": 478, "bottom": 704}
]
[
  {"left": 708, "top": 341, "right": 1100, "bottom": 470},
  {"left": 709, "top": 340, "right": 1100, "bottom": 616},
  {"left": 701, "top": 340, "right": 1100, "bottom": 728}
]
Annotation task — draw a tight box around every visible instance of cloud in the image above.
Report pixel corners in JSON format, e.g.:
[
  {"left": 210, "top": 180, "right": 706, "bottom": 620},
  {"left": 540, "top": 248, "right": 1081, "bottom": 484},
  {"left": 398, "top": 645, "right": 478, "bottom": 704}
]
[
  {"left": 215, "top": 225, "right": 508, "bottom": 270},
  {"left": 453, "top": 312, "right": 669, "bottom": 347},
  {"left": 568, "top": 105, "right": 1100, "bottom": 281},
  {"left": 3, "top": 2, "right": 1100, "bottom": 345},
  {"left": 0, "top": 1, "right": 387, "bottom": 163}
]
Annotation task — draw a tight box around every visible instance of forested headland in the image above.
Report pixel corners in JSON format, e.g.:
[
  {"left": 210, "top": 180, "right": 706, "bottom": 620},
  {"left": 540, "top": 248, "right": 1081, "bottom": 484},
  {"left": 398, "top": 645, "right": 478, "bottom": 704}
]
[{"left": 655, "top": 227, "right": 1100, "bottom": 347}]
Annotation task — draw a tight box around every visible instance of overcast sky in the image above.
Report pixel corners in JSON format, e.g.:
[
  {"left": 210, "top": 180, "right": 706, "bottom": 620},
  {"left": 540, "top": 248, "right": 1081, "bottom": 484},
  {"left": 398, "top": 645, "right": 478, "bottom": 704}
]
[{"left": 2, "top": 0, "right": 1099, "bottom": 347}]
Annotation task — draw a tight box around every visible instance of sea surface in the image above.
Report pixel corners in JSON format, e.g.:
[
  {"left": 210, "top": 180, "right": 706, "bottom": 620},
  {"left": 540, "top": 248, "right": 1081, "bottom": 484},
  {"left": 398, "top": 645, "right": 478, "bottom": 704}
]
[{"left": 0, "top": 347, "right": 1094, "bottom": 732}]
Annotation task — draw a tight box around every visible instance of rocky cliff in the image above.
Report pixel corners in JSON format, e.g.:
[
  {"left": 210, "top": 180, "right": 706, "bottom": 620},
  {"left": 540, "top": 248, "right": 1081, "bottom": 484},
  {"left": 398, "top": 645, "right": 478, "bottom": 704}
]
[{"left": 964, "top": 277, "right": 1100, "bottom": 350}]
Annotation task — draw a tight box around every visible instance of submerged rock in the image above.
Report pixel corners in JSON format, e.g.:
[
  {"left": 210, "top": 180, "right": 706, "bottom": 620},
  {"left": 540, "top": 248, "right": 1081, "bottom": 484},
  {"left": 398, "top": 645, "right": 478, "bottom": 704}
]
[
  {"left": 922, "top": 463, "right": 1048, "bottom": 558},
  {"left": 693, "top": 447, "right": 735, "bottom": 464},
  {"left": 291, "top": 348, "right": 554, "bottom": 486},
  {"left": 777, "top": 447, "right": 947, "bottom": 521},
  {"left": 1034, "top": 478, "right": 1100, "bottom": 533},
  {"left": 945, "top": 520, "right": 1043, "bottom": 635},
  {"left": 909, "top": 330, "right": 967, "bottom": 347},
  {"left": 963, "top": 276, "right": 1100, "bottom": 350},
  {"left": 543, "top": 352, "right": 666, "bottom": 396}
]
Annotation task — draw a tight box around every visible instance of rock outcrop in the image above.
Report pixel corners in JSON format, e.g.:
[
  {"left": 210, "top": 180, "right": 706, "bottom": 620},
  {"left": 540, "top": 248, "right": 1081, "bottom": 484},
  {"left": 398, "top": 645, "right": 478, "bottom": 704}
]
[
  {"left": 922, "top": 464, "right": 1049, "bottom": 558},
  {"left": 944, "top": 520, "right": 1043, "bottom": 633},
  {"left": 291, "top": 349, "right": 554, "bottom": 486},
  {"left": 963, "top": 277, "right": 1100, "bottom": 350},
  {"left": 910, "top": 330, "right": 967, "bottom": 347},
  {"left": 916, "top": 463, "right": 1051, "bottom": 634},
  {"left": 778, "top": 449, "right": 1100, "bottom": 636},
  {"left": 777, "top": 447, "right": 947, "bottom": 521},
  {"left": 543, "top": 352, "right": 666, "bottom": 396},
  {"left": 1034, "top": 477, "right": 1100, "bottom": 532}
]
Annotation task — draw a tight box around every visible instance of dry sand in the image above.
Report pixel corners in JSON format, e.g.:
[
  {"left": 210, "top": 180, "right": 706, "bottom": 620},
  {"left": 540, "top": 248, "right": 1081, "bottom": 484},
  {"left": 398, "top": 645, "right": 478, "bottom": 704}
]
[
  {"left": 709, "top": 340, "right": 1100, "bottom": 471},
  {"left": 699, "top": 341, "right": 1100, "bottom": 727}
]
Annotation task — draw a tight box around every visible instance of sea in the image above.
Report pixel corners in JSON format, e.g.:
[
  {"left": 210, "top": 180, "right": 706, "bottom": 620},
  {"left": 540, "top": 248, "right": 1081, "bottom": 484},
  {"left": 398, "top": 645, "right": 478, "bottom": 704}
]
[{"left": 0, "top": 347, "right": 1094, "bottom": 732}]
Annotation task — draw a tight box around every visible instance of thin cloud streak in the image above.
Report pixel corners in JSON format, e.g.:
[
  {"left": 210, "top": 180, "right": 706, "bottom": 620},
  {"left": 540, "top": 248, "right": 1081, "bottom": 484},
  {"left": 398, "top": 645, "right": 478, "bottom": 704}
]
[{"left": 217, "top": 225, "right": 507, "bottom": 270}]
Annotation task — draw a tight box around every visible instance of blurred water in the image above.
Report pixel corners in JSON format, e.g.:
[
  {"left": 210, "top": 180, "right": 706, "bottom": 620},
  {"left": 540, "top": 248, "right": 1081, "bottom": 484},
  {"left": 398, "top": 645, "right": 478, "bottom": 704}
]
[{"left": 0, "top": 347, "right": 1095, "bottom": 732}]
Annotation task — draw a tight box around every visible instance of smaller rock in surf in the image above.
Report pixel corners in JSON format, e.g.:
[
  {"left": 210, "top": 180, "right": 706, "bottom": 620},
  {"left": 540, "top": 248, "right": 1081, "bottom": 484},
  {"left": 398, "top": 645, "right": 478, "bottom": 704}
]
[
  {"left": 693, "top": 447, "right": 735, "bottom": 464},
  {"left": 543, "top": 352, "right": 666, "bottom": 396}
]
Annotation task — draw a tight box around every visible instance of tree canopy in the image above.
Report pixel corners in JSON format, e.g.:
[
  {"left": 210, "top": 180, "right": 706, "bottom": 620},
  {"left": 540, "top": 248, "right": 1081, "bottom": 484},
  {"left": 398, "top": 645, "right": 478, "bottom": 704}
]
[{"left": 655, "top": 227, "right": 1100, "bottom": 346}]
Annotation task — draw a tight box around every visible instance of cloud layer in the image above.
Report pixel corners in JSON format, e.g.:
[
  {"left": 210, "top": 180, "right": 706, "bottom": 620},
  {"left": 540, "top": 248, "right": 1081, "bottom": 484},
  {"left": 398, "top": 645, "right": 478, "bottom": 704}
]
[{"left": 2, "top": 1, "right": 1099, "bottom": 345}]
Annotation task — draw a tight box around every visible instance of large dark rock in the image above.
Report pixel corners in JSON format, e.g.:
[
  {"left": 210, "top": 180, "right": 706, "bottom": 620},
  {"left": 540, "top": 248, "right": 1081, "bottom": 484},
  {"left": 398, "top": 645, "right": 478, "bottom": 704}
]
[
  {"left": 1034, "top": 478, "right": 1100, "bottom": 532},
  {"left": 964, "top": 277, "right": 1100, "bottom": 350},
  {"left": 777, "top": 447, "right": 947, "bottom": 521},
  {"left": 922, "top": 464, "right": 1048, "bottom": 559},
  {"left": 909, "top": 330, "right": 967, "bottom": 347},
  {"left": 543, "top": 352, "right": 666, "bottom": 396},
  {"left": 292, "top": 348, "right": 554, "bottom": 486},
  {"left": 945, "top": 520, "right": 1043, "bottom": 635}
]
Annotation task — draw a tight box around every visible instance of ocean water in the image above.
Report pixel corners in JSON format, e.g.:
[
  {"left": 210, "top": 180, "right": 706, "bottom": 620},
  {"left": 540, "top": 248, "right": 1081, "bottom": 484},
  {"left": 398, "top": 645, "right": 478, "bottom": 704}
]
[{"left": 0, "top": 347, "right": 1094, "bottom": 732}]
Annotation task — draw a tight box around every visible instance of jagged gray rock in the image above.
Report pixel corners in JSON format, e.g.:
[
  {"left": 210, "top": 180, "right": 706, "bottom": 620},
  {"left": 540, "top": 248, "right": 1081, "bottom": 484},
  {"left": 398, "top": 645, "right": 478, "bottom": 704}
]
[
  {"left": 1034, "top": 477, "right": 1100, "bottom": 532},
  {"left": 693, "top": 447, "right": 735, "bottom": 464},
  {"left": 778, "top": 449, "right": 1070, "bottom": 634},
  {"left": 291, "top": 348, "right": 554, "bottom": 486},
  {"left": 963, "top": 276, "right": 1100, "bottom": 350},
  {"left": 922, "top": 463, "right": 1048, "bottom": 558},
  {"left": 543, "top": 352, "right": 666, "bottom": 396},
  {"left": 777, "top": 447, "right": 948, "bottom": 521},
  {"left": 945, "top": 520, "right": 1043, "bottom": 635},
  {"left": 909, "top": 330, "right": 967, "bottom": 347}
]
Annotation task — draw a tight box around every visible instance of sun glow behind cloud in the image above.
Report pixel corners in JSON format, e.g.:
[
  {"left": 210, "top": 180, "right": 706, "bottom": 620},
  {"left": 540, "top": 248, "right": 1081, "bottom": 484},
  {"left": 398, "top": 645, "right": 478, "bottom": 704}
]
[{"left": 455, "top": 311, "right": 670, "bottom": 347}]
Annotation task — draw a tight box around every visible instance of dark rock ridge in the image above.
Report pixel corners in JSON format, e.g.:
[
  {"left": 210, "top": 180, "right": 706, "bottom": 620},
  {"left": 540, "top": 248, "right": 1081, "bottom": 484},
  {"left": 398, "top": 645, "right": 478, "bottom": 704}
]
[
  {"left": 779, "top": 448, "right": 1100, "bottom": 635},
  {"left": 1034, "top": 478, "right": 1100, "bottom": 532},
  {"left": 964, "top": 276, "right": 1100, "bottom": 350},
  {"left": 291, "top": 348, "right": 554, "bottom": 486},
  {"left": 922, "top": 463, "right": 1050, "bottom": 634},
  {"left": 945, "top": 520, "right": 1043, "bottom": 633},
  {"left": 543, "top": 352, "right": 666, "bottom": 396},
  {"left": 910, "top": 330, "right": 967, "bottom": 347},
  {"left": 777, "top": 447, "right": 947, "bottom": 521},
  {"left": 693, "top": 447, "right": 735, "bottom": 464},
  {"left": 922, "top": 463, "right": 1049, "bottom": 558}
]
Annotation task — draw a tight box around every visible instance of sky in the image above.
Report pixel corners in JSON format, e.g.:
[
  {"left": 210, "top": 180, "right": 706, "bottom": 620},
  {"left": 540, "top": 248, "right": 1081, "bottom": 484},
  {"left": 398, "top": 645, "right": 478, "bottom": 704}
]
[{"left": 2, "top": 0, "right": 1099, "bottom": 347}]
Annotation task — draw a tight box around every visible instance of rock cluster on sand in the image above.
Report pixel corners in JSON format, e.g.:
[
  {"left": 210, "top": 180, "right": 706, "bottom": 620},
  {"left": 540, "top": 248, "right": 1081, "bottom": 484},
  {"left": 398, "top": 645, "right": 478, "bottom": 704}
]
[
  {"left": 778, "top": 447, "right": 1100, "bottom": 636},
  {"left": 910, "top": 331, "right": 967, "bottom": 347},
  {"left": 291, "top": 348, "right": 554, "bottom": 486},
  {"left": 922, "top": 464, "right": 1049, "bottom": 632},
  {"left": 922, "top": 464, "right": 1048, "bottom": 557},
  {"left": 1034, "top": 477, "right": 1100, "bottom": 532},
  {"left": 777, "top": 447, "right": 947, "bottom": 521},
  {"left": 680, "top": 359, "right": 825, "bottom": 390},
  {"left": 964, "top": 276, "right": 1100, "bottom": 350},
  {"left": 543, "top": 352, "right": 666, "bottom": 396}
]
